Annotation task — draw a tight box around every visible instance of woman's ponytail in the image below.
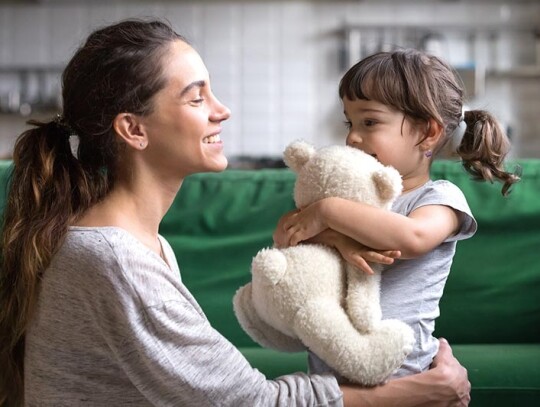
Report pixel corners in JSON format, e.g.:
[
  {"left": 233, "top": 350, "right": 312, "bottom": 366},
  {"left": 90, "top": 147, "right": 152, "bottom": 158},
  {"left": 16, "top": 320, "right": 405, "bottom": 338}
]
[
  {"left": 0, "top": 118, "right": 105, "bottom": 406},
  {"left": 457, "top": 110, "right": 521, "bottom": 196},
  {"left": 0, "top": 19, "right": 184, "bottom": 405}
]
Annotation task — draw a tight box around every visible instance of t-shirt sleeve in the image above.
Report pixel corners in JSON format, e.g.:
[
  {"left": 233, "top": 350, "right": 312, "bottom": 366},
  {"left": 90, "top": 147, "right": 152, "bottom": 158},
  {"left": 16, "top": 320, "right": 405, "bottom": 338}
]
[
  {"left": 409, "top": 180, "right": 477, "bottom": 242},
  {"left": 90, "top": 234, "right": 344, "bottom": 407}
]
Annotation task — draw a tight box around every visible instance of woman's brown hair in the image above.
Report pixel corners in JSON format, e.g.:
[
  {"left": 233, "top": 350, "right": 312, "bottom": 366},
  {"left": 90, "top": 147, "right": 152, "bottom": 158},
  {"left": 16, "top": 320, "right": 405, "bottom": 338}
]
[
  {"left": 339, "top": 48, "right": 520, "bottom": 195},
  {"left": 0, "top": 19, "right": 186, "bottom": 406}
]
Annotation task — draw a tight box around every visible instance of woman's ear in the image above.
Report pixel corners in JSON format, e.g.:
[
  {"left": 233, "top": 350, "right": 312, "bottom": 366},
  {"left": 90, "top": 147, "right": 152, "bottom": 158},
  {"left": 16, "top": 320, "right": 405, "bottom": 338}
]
[
  {"left": 420, "top": 118, "right": 444, "bottom": 153},
  {"left": 113, "top": 113, "right": 148, "bottom": 150}
]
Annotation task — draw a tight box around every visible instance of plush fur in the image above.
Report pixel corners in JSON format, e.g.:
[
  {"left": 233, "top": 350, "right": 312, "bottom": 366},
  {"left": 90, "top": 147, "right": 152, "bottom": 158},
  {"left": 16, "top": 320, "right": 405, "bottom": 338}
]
[{"left": 233, "top": 140, "right": 415, "bottom": 385}]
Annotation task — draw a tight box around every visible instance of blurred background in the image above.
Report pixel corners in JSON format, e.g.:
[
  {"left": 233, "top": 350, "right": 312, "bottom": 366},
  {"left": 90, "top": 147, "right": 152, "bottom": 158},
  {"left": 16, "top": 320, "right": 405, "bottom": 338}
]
[{"left": 0, "top": 0, "right": 539, "bottom": 165}]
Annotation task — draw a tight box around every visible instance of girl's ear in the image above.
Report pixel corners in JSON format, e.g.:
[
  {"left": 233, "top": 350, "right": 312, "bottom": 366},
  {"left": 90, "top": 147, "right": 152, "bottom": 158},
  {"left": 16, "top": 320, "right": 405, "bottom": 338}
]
[
  {"left": 419, "top": 118, "right": 444, "bottom": 153},
  {"left": 113, "top": 113, "right": 148, "bottom": 150}
]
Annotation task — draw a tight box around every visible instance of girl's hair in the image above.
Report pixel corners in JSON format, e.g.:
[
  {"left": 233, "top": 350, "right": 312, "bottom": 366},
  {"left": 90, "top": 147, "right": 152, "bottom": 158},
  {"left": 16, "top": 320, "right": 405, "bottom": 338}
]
[
  {"left": 0, "top": 19, "right": 185, "bottom": 406},
  {"left": 339, "top": 48, "right": 520, "bottom": 196}
]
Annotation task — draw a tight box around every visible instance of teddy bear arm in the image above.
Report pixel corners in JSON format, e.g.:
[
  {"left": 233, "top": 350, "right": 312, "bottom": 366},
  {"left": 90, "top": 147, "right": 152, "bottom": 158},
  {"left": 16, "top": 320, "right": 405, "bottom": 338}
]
[{"left": 233, "top": 283, "right": 306, "bottom": 352}]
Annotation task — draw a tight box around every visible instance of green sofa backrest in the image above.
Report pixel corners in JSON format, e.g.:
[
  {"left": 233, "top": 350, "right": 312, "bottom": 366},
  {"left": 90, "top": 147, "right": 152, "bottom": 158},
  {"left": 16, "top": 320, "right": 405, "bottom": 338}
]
[
  {"left": 1, "top": 159, "right": 539, "bottom": 347},
  {"left": 431, "top": 160, "right": 540, "bottom": 344}
]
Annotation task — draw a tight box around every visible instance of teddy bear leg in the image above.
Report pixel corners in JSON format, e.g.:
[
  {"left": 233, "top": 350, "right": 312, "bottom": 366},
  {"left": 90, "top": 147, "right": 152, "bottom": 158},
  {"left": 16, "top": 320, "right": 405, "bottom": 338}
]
[
  {"left": 233, "top": 283, "right": 306, "bottom": 352},
  {"left": 293, "top": 297, "right": 411, "bottom": 386},
  {"left": 345, "top": 265, "right": 382, "bottom": 333},
  {"left": 376, "top": 318, "right": 416, "bottom": 357}
]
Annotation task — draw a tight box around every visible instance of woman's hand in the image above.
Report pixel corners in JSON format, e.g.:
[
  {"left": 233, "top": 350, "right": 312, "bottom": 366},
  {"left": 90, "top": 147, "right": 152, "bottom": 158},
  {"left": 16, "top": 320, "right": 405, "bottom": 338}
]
[
  {"left": 428, "top": 338, "right": 471, "bottom": 406},
  {"left": 341, "top": 338, "right": 471, "bottom": 407}
]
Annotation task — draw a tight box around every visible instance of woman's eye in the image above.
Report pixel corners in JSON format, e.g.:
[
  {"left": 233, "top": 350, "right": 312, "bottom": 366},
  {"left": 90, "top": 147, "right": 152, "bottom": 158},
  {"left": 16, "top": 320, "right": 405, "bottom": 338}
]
[{"left": 191, "top": 98, "right": 204, "bottom": 104}]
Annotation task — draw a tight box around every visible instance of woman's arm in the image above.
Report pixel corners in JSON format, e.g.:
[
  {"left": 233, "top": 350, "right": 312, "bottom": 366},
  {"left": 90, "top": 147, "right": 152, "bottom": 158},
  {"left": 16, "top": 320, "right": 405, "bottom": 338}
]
[
  {"left": 341, "top": 338, "right": 470, "bottom": 407},
  {"left": 279, "top": 198, "right": 460, "bottom": 258}
]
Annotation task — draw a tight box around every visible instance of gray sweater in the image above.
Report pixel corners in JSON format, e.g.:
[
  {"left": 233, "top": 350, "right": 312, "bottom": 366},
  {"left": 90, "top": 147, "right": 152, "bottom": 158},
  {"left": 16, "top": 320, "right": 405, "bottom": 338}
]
[{"left": 25, "top": 226, "right": 342, "bottom": 406}]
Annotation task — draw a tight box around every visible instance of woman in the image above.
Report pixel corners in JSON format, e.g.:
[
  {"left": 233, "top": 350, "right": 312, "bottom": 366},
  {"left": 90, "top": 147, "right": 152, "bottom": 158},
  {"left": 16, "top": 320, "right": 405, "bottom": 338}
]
[{"left": 0, "top": 19, "right": 470, "bottom": 406}]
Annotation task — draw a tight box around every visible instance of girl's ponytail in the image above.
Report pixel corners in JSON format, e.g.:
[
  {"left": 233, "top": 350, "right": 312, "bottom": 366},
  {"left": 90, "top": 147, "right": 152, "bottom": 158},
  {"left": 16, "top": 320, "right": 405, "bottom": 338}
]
[{"left": 457, "top": 110, "right": 520, "bottom": 196}]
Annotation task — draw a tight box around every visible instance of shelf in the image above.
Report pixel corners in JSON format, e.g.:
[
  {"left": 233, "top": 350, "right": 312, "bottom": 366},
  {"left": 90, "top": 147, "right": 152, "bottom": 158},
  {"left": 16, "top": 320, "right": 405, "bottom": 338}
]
[{"left": 488, "top": 66, "right": 540, "bottom": 78}]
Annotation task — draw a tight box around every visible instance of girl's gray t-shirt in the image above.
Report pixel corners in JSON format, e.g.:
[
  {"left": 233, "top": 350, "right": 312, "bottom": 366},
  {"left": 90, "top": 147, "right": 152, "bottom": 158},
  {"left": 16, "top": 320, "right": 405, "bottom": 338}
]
[
  {"left": 381, "top": 179, "right": 477, "bottom": 377},
  {"left": 309, "top": 179, "right": 476, "bottom": 380},
  {"left": 25, "top": 226, "right": 342, "bottom": 406}
]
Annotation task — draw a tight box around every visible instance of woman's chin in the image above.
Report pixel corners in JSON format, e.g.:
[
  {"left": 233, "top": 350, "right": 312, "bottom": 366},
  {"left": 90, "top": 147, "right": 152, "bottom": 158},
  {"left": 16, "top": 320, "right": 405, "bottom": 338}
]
[{"left": 207, "top": 155, "right": 228, "bottom": 173}]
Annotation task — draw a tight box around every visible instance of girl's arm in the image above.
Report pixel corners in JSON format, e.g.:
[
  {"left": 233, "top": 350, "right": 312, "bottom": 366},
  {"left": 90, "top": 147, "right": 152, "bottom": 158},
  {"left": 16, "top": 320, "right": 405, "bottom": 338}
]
[
  {"left": 277, "top": 197, "right": 460, "bottom": 259},
  {"left": 306, "top": 229, "right": 401, "bottom": 275},
  {"left": 273, "top": 210, "right": 401, "bottom": 274}
]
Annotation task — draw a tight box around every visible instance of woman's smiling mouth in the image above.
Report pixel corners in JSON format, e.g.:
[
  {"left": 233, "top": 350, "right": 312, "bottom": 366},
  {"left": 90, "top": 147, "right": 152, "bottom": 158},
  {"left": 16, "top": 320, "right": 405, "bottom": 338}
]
[{"left": 203, "top": 134, "right": 221, "bottom": 144}]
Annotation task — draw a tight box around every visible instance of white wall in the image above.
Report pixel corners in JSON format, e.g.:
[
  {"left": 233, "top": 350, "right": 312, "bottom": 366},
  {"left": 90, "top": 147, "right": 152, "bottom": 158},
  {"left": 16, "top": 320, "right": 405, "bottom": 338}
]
[{"left": 0, "top": 0, "right": 539, "bottom": 159}]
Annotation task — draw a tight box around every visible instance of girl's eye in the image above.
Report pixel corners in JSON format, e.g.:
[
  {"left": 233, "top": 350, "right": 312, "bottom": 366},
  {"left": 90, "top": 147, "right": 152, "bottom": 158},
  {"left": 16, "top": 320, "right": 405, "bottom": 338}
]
[
  {"left": 343, "top": 120, "right": 352, "bottom": 130},
  {"left": 191, "top": 98, "right": 204, "bottom": 104},
  {"left": 364, "top": 119, "right": 377, "bottom": 127}
]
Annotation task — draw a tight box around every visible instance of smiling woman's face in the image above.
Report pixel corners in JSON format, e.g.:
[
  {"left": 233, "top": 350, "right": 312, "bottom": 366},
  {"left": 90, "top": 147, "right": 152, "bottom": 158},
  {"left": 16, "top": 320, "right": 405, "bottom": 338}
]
[{"left": 140, "top": 40, "right": 231, "bottom": 179}]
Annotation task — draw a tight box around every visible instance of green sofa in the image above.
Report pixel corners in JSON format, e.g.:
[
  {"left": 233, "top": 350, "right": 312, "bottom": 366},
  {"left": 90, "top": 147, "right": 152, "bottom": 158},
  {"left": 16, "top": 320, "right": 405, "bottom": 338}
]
[{"left": 1, "top": 159, "right": 539, "bottom": 406}]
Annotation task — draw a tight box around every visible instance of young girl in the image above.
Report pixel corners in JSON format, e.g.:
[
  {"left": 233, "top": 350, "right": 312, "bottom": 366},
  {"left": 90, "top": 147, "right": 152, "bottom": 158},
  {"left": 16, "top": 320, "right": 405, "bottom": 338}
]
[
  {"left": 0, "top": 22, "right": 470, "bottom": 406},
  {"left": 274, "top": 48, "right": 519, "bottom": 379}
]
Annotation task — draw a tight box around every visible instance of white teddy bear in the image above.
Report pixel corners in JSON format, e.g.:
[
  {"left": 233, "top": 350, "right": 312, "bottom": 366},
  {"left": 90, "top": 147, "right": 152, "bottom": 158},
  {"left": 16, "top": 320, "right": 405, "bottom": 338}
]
[{"left": 233, "top": 140, "right": 415, "bottom": 386}]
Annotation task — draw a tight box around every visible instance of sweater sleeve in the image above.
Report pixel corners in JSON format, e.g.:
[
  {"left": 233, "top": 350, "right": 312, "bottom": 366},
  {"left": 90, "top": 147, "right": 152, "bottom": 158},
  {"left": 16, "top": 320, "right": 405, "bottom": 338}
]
[{"left": 90, "top": 229, "right": 344, "bottom": 407}]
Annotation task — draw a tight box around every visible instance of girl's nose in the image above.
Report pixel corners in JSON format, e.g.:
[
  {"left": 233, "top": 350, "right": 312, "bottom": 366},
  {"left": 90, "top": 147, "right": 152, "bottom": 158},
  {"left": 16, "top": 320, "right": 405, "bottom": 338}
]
[{"left": 346, "top": 131, "right": 362, "bottom": 147}]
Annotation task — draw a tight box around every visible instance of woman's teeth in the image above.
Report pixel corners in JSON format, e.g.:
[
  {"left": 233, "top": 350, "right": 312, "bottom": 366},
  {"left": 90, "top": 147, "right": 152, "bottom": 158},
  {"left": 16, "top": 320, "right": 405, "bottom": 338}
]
[{"left": 203, "top": 134, "right": 221, "bottom": 144}]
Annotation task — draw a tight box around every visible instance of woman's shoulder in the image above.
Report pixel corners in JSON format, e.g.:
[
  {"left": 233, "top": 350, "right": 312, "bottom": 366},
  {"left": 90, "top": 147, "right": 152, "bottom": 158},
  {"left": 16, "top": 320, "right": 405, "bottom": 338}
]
[
  {"left": 66, "top": 226, "right": 155, "bottom": 255},
  {"left": 52, "top": 227, "right": 182, "bottom": 307},
  {"left": 56, "top": 226, "right": 168, "bottom": 281}
]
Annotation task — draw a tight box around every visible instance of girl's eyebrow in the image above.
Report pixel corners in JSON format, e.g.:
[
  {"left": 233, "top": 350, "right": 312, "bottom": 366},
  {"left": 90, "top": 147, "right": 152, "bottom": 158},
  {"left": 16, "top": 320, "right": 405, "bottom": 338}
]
[
  {"left": 180, "top": 80, "right": 206, "bottom": 97},
  {"left": 356, "top": 108, "right": 387, "bottom": 114},
  {"left": 343, "top": 108, "right": 386, "bottom": 118}
]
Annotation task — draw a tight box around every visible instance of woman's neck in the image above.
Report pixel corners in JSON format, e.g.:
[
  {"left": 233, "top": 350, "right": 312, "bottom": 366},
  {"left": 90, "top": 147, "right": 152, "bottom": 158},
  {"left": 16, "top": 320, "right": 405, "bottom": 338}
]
[{"left": 74, "top": 176, "right": 182, "bottom": 256}]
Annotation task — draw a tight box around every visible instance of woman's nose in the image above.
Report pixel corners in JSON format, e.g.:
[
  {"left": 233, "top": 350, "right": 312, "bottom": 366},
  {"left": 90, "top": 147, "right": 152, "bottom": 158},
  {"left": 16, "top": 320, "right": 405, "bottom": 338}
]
[{"left": 211, "top": 97, "right": 231, "bottom": 122}]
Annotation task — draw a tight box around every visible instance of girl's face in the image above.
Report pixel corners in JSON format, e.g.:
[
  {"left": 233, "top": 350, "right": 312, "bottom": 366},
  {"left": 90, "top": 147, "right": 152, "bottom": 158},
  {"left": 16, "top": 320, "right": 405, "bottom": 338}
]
[
  {"left": 343, "top": 97, "right": 430, "bottom": 190},
  {"left": 140, "top": 41, "right": 230, "bottom": 179}
]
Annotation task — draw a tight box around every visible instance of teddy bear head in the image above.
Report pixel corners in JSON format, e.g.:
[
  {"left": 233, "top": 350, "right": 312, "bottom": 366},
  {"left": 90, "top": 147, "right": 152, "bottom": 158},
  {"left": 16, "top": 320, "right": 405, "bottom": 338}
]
[{"left": 283, "top": 140, "right": 403, "bottom": 210}]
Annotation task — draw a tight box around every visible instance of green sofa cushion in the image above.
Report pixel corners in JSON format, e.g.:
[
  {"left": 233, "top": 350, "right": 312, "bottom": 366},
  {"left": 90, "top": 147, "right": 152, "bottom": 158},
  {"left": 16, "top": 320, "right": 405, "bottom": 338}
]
[{"left": 452, "top": 344, "right": 540, "bottom": 406}]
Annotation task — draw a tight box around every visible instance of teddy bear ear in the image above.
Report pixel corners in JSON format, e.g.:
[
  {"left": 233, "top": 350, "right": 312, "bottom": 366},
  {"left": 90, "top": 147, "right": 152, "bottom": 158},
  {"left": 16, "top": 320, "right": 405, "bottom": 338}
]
[
  {"left": 283, "top": 140, "right": 316, "bottom": 173},
  {"left": 372, "top": 166, "right": 403, "bottom": 202}
]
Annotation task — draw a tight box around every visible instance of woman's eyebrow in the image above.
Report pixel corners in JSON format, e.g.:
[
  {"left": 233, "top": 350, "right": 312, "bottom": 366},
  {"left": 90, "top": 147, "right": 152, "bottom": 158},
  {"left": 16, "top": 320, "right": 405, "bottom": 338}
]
[{"left": 180, "top": 80, "right": 206, "bottom": 97}]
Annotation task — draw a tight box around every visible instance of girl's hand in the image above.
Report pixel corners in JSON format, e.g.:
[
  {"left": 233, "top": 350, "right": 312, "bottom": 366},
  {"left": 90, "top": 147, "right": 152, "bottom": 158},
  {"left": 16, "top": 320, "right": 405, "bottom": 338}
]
[
  {"left": 281, "top": 201, "right": 328, "bottom": 246},
  {"left": 273, "top": 209, "right": 300, "bottom": 248},
  {"left": 332, "top": 232, "right": 401, "bottom": 275}
]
